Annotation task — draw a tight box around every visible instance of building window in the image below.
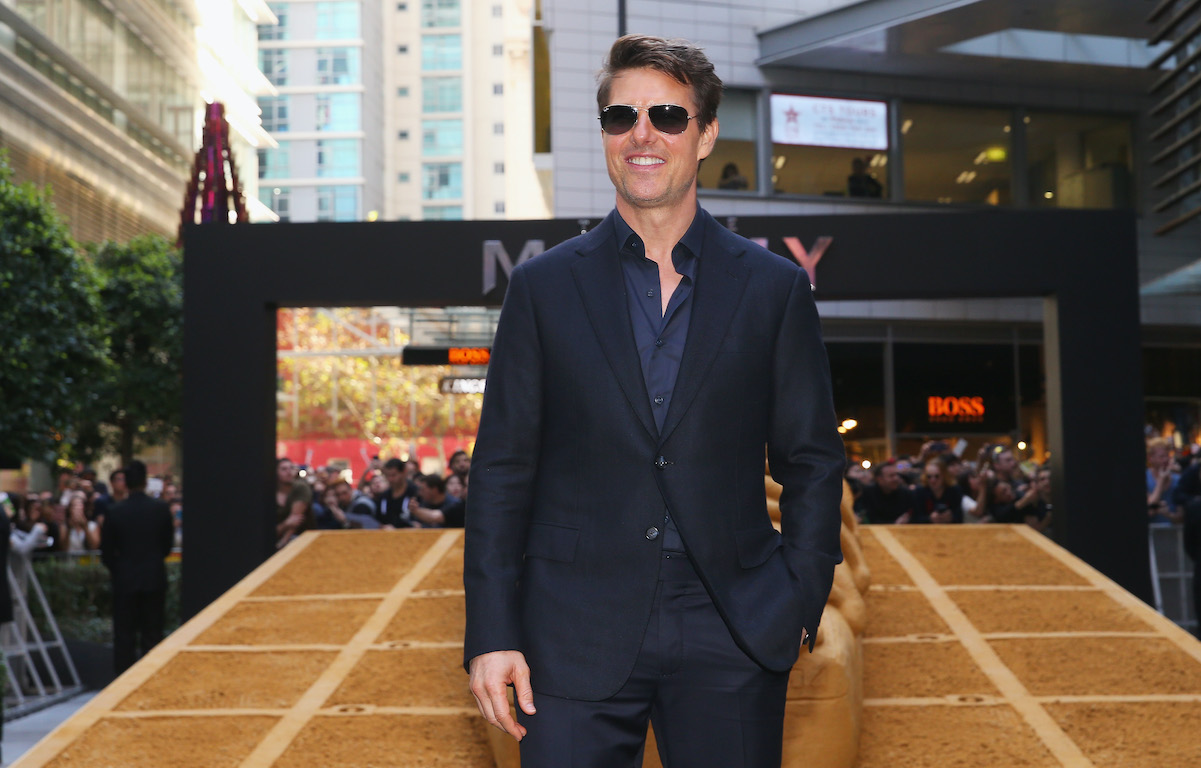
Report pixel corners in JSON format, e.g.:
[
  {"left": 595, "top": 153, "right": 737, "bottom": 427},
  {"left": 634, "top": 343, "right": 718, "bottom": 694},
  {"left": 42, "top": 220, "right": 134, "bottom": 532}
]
[
  {"left": 399, "top": 172, "right": 410, "bottom": 183},
  {"left": 316, "top": 48, "right": 362, "bottom": 85},
  {"left": 257, "top": 147, "right": 290, "bottom": 179},
  {"left": 422, "top": 77, "right": 462, "bottom": 112},
  {"left": 259, "top": 5, "right": 287, "bottom": 40},
  {"left": 398, "top": 86, "right": 409, "bottom": 97},
  {"left": 258, "top": 186, "right": 290, "bottom": 221},
  {"left": 316, "top": 93, "right": 361, "bottom": 131},
  {"left": 397, "top": 2, "right": 407, "bottom": 9},
  {"left": 422, "top": 119, "right": 464, "bottom": 156},
  {"left": 533, "top": 17, "right": 550, "bottom": 153},
  {"left": 494, "top": 201, "right": 505, "bottom": 214},
  {"left": 422, "top": 34, "right": 462, "bottom": 70},
  {"left": 259, "top": 49, "right": 288, "bottom": 86},
  {"left": 493, "top": 83, "right": 503, "bottom": 95},
  {"left": 698, "top": 89, "right": 756, "bottom": 192},
  {"left": 316, "top": 139, "right": 361, "bottom": 177},
  {"left": 423, "top": 205, "right": 462, "bottom": 219},
  {"left": 493, "top": 44, "right": 503, "bottom": 56},
  {"left": 493, "top": 122, "right": 504, "bottom": 135},
  {"left": 315, "top": 2, "right": 361, "bottom": 38},
  {"left": 422, "top": 0, "right": 460, "bottom": 27},
  {"left": 494, "top": 161, "right": 504, "bottom": 174},
  {"left": 422, "top": 162, "right": 463, "bottom": 199},
  {"left": 259, "top": 96, "right": 290, "bottom": 132},
  {"left": 901, "top": 102, "right": 1011, "bottom": 205},
  {"left": 768, "top": 93, "right": 888, "bottom": 198},
  {"left": 399, "top": 130, "right": 409, "bottom": 140},
  {"left": 1026, "top": 112, "right": 1133, "bottom": 210},
  {"left": 492, "top": 4, "right": 502, "bottom": 17},
  {"left": 316, "top": 186, "right": 361, "bottom": 221},
  {"left": 398, "top": 45, "right": 409, "bottom": 54}
]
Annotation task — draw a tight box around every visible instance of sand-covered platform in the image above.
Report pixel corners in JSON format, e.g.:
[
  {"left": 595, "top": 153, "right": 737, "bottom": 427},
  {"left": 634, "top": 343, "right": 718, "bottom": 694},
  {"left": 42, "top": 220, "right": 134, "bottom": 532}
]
[{"left": 11, "top": 524, "right": 1201, "bottom": 767}]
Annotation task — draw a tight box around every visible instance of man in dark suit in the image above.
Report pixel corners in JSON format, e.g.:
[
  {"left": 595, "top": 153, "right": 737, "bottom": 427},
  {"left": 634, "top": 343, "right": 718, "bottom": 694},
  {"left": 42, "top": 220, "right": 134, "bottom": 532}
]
[
  {"left": 101, "top": 460, "right": 175, "bottom": 674},
  {"left": 464, "top": 34, "right": 845, "bottom": 767}
]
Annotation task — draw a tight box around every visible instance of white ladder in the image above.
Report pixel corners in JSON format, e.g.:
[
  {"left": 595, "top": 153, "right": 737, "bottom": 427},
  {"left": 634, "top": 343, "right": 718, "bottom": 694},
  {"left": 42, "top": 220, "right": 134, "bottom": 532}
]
[{"left": 3, "top": 558, "right": 83, "bottom": 719}]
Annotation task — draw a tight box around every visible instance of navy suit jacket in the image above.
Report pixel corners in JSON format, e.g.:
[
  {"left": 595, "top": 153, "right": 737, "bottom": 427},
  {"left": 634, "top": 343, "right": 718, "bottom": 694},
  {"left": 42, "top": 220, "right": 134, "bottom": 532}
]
[{"left": 463, "top": 208, "right": 845, "bottom": 701}]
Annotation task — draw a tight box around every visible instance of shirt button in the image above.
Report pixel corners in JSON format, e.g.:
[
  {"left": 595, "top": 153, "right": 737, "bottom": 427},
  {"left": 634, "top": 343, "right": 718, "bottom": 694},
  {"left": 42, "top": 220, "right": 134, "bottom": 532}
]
[
  {"left": 654, "top": 338, "right": 664, "bottom": 347},
  {"left": 646, "top": 290, "right": 655, "bottom": 298},
  {"left": 645, "top": 526, "right": 660, "bottom": 540},
  {"left": 653, "top": 395, "right": 664, "bottom": 406}
]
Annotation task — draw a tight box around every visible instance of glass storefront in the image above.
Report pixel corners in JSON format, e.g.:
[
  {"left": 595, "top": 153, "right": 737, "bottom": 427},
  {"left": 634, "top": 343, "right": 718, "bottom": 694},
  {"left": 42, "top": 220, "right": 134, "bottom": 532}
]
[{"left": 825, "top": 331, "right": 1047, "bottom": 468}]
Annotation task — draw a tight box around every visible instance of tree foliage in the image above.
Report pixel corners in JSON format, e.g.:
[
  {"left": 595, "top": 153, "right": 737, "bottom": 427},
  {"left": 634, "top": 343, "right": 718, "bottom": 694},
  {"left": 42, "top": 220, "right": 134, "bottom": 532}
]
[
  {"left": 82, "top": 235, "right": 183, "bottom": 465},
  {"left": 0, "top": 153, "right": 108, "bottom": 465}
]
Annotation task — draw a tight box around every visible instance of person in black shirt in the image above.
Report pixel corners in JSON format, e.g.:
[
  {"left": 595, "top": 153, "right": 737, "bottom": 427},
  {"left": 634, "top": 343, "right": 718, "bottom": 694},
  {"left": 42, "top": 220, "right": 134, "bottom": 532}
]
[
  {"left": 409, "top": 473, "right": 465, "bottom": 528},
  {"left": 101, "top": 461, "right": 174, "bottom": 674},
  {"left": 913, "top": 458, "right": 963, "bottom": 524},
  {"left": 861, "top": 460, "right": 917, "bottom": 524},
  {"left": 377, "top": 458, "right": 417, "bottom": 528}
]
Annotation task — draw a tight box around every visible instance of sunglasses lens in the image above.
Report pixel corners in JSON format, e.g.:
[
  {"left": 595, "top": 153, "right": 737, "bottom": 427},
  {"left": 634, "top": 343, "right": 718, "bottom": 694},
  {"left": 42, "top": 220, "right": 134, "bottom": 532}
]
[
  {"left": 600, "top": 106, "right": 638, "bottom": 135},
  {"left": 648, "top": 105, "right": 690, "bottom": 134}
]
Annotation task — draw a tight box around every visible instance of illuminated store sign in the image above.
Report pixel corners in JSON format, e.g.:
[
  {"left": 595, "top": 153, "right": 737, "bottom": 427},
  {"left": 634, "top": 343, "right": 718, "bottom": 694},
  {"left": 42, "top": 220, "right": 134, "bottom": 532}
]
[
  {"left": 770, "top": 94, "right": 889, "bottom": 150},
  {"left": 402, "top": 347, "right": 491, "bottom": 366},
  {"left": 928, "top": 396, "right": 986, "bottom": 423}
]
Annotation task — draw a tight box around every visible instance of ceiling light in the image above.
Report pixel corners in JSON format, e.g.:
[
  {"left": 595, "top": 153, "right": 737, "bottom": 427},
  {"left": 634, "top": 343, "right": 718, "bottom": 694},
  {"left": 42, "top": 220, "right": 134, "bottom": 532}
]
[
  {"left": 1018, "top": 441, "right": 1028, "bottom": 450},
  {"left": 837, "top": 426, "right": 848, "bottom": 434},
  {"left": 862, "top": 460, "right": 872, "bottom": 469},
  {"left": 842, "top": 419, "right": 858, "bottom": 430},
  {"left": 1044, "top": 191, "right": 1054, "bottom": 199},
  {"left": 974, "top": 151, "right": 988, "bottom": 165},
  {"left": 901, "top": 119, "right": 913, "bottom": 135},
  {"left": 1003, "top": 125, "right": 1011, "bottom": 133},
  {"left": 773, "top": 155, "right": 787, "bottom": 170}
]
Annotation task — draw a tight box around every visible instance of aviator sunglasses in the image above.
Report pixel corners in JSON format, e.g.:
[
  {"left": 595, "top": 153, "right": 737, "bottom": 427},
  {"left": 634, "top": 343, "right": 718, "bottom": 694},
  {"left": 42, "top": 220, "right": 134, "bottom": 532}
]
[{"left": 598, "top": 104, "right": 696, "bottom": 136}]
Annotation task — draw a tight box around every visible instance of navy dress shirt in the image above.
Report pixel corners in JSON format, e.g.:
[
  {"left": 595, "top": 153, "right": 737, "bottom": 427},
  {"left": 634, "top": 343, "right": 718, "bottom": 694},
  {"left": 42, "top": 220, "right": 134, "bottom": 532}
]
[{"left": 615, "top": 209, "right": 704, "bottom": 553}]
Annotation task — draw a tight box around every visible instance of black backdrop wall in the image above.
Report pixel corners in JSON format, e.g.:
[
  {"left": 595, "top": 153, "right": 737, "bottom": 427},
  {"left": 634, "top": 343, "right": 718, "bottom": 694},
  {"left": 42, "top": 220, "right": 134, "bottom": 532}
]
[{"left": 182, "top": 208, "right": 1148, "bottom": 616}]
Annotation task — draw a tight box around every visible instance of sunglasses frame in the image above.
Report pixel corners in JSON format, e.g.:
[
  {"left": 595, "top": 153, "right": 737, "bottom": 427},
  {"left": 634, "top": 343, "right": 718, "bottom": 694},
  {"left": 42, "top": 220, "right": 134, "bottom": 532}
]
[{"left": 598, "top": 104, "right": 697, "bottom": 136}]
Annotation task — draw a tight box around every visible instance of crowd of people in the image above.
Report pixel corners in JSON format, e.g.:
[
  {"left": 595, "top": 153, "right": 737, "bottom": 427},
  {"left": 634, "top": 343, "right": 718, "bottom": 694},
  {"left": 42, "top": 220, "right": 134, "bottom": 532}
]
[
  {"left": 274, "top": 452, "right": 470, "bottom": 548},
  {"left": 0, "top": 466, "right": 182, "bottom": 556},
  {"left": 845, "top": 436, "right": 1201, "bottom": 539},
  {"left": 845, "top": 442, "right": 1053, "bottom": 531}
]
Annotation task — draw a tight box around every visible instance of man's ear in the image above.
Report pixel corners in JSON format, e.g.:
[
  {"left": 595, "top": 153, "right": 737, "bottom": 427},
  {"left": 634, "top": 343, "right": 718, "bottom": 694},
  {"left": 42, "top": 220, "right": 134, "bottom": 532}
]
[{"left": 697, "top": 117, "right": 719, "bottom": 161}]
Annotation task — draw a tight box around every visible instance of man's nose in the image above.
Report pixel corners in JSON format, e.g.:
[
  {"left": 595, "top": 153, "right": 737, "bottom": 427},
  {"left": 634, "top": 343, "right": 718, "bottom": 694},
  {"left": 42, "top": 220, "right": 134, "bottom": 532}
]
[{"left": 630, "top": 109, "right": 656, "bottom": 143}]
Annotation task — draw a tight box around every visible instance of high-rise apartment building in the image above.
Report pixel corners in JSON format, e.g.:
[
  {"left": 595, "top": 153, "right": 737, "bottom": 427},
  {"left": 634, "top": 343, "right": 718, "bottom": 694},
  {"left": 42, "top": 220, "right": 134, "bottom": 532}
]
[
  {"left": 0, "top": 0, "right": 276, "bottom": 241},
  {"left": 255, "top": 0, "right": 385, "bottom": 222},
  {"left": 257, "top": 0, "right": 547, "bottom": 222}
]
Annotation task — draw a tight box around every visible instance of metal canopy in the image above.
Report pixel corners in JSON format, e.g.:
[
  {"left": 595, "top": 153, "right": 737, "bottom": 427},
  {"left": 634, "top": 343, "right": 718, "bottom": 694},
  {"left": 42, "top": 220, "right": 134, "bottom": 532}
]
[{"left": 757, "top": 0, "right": 1159, "bottom": 91}]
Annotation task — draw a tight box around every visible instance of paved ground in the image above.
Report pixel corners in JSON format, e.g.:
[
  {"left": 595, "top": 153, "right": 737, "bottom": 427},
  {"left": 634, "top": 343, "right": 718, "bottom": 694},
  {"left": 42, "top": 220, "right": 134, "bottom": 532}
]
[{"left": 3, "top": 693, "right": 95, "bottom": 767}]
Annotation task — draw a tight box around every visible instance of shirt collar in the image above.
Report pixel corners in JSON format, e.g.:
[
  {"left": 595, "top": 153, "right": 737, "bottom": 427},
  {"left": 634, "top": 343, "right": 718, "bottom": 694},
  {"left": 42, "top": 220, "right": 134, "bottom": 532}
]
[{"left": 613, "top": 206, "right": 705, "bottom": 268}]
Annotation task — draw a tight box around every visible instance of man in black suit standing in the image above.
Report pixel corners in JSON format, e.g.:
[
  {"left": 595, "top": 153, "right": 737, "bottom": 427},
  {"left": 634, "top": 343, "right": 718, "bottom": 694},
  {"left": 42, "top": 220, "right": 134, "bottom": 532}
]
[
  {"left": 101, "top": 460, "right": 175, "bottom": 674},
  {"left": 464, "top": 35, "right": 845, "bottom": 767}
]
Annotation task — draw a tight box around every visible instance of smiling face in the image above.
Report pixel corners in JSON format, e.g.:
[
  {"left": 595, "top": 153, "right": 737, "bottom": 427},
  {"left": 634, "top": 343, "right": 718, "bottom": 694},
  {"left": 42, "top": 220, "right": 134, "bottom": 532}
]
[{"left": 602, "top": 68, "right": 717, "bottom": 216}]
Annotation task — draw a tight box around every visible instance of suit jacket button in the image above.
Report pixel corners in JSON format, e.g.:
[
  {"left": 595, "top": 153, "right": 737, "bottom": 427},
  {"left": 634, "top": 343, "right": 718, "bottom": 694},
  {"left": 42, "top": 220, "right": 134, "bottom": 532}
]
[
  {"left": 654, "top": 456, "right": 668, "bottom": 469},
  {"left": 645, "top": 527, "right": 660, "bottom": 540}
]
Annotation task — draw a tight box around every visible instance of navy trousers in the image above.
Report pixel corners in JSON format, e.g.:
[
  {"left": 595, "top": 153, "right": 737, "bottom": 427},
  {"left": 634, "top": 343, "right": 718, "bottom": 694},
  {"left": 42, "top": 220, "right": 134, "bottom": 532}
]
[{"left": 517, "top": 554, "right": 791, "bottom": 768}]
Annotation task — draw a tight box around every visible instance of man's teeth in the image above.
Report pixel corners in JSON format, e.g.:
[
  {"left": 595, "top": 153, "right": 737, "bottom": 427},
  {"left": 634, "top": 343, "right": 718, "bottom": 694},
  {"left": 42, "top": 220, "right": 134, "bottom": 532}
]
[{"left": 629, "top": 157, "right": 664, "bottom": 165}]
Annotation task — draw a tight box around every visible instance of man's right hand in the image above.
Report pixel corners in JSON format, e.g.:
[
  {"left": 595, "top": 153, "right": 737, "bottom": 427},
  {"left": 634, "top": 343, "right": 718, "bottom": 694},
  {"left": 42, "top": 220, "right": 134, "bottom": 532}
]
[{"left": 468, "top": 650, "right": 536, "bottom": 741}]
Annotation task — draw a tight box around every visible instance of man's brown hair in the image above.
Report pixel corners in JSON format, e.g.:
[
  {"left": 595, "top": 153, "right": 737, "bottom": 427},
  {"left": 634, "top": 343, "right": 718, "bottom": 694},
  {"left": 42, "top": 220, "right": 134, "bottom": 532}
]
[{"left": 597, "top": 34, "right": 723, "bottom": 131}]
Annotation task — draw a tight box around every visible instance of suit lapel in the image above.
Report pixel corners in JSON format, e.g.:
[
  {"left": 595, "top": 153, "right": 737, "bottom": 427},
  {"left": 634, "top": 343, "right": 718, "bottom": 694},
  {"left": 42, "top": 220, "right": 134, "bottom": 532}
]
[
  {"left": 658, "top": 215, "right": 750, "bottom": 445},
  {"left": 570, "top": 215, "right": 658, "bottom": 441}
]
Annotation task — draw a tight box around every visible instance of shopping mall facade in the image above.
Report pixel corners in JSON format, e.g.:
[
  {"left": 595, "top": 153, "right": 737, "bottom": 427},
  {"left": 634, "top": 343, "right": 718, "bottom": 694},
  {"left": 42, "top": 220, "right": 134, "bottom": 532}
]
[{"left": 534, "top": 0, "right": 1201, "bottom": 462}]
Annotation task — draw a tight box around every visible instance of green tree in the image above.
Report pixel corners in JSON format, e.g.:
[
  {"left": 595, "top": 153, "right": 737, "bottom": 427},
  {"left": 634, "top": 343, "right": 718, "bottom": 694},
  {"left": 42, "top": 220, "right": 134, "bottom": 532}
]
[
  {"left": 84, "top": 235, "right": 183, "bottom": 465},
  {"left": 0, "top": 153, "right": 108, "bottom": 465}
]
